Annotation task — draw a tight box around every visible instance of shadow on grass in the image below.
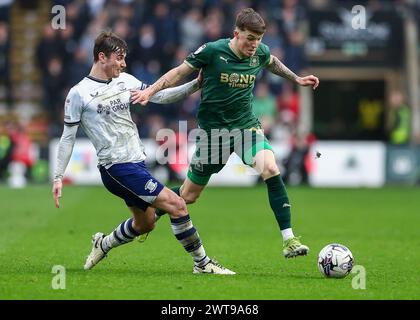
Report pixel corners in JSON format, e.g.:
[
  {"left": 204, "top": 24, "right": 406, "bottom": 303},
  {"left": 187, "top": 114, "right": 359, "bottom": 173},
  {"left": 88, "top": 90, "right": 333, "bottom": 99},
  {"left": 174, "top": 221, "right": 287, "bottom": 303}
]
[
  {"left": 287, "top": 274, "right": 328, "bottom": 280},
  {"left": 65, "top": 267, "right": 190, "bottom": 277}
]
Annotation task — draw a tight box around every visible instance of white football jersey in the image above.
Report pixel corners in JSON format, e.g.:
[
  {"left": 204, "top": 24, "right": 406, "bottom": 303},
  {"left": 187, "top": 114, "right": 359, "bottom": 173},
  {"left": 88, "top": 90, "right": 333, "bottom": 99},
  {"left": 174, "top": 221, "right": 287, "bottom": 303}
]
[{"left": 64, "top": 72, "right": 149, "bottom": 167}]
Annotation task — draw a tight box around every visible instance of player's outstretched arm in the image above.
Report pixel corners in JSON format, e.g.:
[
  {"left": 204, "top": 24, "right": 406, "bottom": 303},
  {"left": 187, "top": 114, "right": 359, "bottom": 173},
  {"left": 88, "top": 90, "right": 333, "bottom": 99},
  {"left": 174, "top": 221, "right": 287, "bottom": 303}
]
[
  {"left": 149, "top": 78, "right": 200, "bottom": 104},
  {"left": 131, "top": 62, "right": 195, "bottom": 105},
  {"left": 266, "top": 55, "right": 319, "bottom": 90},
  {"left": 52, "top": 125, "right": 78, "bottom": 208}
]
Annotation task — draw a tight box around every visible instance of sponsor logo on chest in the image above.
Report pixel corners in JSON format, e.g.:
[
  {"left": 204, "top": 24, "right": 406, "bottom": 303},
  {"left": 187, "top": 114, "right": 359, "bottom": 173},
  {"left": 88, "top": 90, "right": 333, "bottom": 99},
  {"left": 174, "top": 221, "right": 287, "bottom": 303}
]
[
  {"left": 219, "top": 73, "right": 256, "bottom": 88},
  {"left": 96, "top": 96, "right": 130, "bottom": 115}
]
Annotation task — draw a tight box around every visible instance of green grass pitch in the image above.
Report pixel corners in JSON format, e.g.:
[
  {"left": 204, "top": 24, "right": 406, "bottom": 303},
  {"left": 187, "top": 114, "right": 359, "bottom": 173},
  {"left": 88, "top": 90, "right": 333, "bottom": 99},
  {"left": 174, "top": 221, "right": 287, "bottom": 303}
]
[{"left": 0, "top": 184, "right": 419, "bottom": 300}]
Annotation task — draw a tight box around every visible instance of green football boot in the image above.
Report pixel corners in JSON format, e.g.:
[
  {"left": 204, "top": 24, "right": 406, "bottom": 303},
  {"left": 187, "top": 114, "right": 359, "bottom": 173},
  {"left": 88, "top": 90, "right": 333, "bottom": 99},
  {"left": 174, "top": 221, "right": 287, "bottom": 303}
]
[{"left": 283, "top": 236, "right": 309, "bottom": 258}]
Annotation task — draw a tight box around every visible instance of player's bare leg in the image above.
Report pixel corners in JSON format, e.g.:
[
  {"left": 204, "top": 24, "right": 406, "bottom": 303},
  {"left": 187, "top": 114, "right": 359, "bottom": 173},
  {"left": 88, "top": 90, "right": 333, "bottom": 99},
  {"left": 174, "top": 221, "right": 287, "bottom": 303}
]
[
  {"left": 153, "top": 177, "right": 205, "bottom": 221},
  {"left": 133, "top": 206, "right": 156, "bottom": 242},
  {"left": 179, "top": 177, "right": 206, "bottom": 204}
]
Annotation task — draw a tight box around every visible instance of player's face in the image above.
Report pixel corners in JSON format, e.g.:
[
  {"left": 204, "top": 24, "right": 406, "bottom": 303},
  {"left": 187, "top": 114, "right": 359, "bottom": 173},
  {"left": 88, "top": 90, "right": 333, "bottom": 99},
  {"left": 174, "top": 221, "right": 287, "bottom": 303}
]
[
  {"left": 104, "top": 51, "right": 126, "bottom": 78},
  {"left": 235, "top": 29, "right": 264, "bottom": 57}
]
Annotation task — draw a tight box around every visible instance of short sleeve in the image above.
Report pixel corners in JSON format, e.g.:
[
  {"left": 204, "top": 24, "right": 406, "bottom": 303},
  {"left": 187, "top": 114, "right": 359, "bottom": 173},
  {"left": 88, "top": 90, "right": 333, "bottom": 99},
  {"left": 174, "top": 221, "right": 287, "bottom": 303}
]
[
  {"left": 185, "top": 43, "right": 212, "bottom": 69},
  {"left": 124, "top": 73, "right": 149, "bottom": 90},
  {"left": 64, "top": 87, "right": 83, "bottom": 126}
]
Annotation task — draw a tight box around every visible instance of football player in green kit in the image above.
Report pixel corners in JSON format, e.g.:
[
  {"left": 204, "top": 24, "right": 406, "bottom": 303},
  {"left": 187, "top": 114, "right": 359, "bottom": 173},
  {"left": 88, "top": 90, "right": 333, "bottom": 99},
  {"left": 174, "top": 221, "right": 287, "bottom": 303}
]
[{"left": 132, "top": 8, "right": 319, "bottom": 263}]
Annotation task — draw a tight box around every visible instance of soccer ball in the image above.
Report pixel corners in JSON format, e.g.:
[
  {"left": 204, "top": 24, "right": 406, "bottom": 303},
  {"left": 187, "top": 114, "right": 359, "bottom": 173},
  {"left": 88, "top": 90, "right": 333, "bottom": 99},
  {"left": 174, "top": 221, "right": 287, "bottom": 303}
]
[{"left": 317, "top": 243, "right": 354, "bottom": 278}]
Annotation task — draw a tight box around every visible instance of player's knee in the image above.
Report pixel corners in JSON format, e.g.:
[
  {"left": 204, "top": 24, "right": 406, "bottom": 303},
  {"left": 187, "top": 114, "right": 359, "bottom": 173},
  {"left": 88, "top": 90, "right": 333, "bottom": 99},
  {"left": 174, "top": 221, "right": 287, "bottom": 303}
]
[
  {"left": 168, "top": 195, "right": 187, "bottom": 218},
  {"left": 262, "top": 163, "right": 280, "bottom": 179},
  {"left": 175, "top": 197, "right": 187, "bottom": 212}
]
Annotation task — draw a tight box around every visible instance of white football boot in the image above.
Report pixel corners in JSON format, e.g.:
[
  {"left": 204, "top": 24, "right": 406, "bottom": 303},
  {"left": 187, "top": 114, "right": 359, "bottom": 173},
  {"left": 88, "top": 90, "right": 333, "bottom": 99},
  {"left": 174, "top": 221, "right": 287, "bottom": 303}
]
[
  {"left": 193, "top": 259, "right": 236, "bottom": 275},
  {"left": 84, "top": 232, "right": 107, "bottom": 270}
]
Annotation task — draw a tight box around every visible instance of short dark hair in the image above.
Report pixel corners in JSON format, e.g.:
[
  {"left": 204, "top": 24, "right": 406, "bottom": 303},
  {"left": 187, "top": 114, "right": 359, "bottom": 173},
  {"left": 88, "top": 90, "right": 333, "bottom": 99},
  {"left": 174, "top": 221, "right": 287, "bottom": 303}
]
[
  {"left": 235, "top": 8, "right": 266, "bottom": 34},
  {"left": 93, "top": 31, "right": 128, "bottom": 62}
]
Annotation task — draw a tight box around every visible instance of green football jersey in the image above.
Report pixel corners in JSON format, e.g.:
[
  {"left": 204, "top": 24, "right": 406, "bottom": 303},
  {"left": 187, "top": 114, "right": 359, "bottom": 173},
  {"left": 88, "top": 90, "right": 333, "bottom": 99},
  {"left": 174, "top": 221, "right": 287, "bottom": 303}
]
[{"left": 185, "top": 38, "right": 271, "bottom": 131}]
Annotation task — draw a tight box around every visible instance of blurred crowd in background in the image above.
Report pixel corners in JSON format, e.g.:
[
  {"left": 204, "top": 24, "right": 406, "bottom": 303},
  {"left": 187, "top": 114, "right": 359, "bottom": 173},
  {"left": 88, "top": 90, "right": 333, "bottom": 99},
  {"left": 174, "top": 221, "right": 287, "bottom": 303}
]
[
  {"left": 0, "top": 0, "right": 418, "bottom": 185},
  {"left": 11, "top": 0, "right": 315, "bottom": 138}
]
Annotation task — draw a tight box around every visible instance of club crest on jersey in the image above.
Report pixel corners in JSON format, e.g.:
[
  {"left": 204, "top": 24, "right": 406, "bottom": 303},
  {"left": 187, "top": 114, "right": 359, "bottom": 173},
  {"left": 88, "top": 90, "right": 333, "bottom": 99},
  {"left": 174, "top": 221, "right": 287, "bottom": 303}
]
[
  {"left": 249, "top": 56, "right": 259, "bottom": 67},
  {"left": 194, "top": 160, "right": 203, "bottom": 172},
  {"left": 145, "top": 179, "right": 158, "bottom": 193},
  {"left": 117, "top": 82, "right": 126, "bottom": 91}
]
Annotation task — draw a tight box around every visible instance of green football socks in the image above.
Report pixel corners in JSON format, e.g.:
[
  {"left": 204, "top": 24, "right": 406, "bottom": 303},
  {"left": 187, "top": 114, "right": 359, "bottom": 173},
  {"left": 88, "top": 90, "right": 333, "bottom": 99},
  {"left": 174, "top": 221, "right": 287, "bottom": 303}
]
[{"left": 265, "top": 174, "right": 292, "bottom": 230}]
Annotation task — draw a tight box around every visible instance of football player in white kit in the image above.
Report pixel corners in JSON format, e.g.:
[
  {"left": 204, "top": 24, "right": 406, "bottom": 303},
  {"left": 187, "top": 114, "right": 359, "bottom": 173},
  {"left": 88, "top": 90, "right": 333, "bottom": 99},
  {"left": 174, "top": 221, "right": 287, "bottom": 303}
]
[{"left": 52, "top": 31, "right": 235, "bottom": 274}]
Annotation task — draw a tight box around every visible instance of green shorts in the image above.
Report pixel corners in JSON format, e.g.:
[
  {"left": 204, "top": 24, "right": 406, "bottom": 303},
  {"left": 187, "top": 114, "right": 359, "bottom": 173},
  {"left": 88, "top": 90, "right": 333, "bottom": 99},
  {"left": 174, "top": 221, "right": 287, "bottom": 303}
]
[{"left": 187, "top": 127, "right": 273, "bottom": 185}]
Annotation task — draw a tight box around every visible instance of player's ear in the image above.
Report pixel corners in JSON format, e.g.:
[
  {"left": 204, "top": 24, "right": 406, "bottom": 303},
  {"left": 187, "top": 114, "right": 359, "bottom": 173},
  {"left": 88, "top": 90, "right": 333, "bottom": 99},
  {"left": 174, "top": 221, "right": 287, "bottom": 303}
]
[
  {"left": 233, "top": 28, "right": 239, "bottom": 39},
  {"left": 98, "top": 52, "right": 107, "bottom": 63}
]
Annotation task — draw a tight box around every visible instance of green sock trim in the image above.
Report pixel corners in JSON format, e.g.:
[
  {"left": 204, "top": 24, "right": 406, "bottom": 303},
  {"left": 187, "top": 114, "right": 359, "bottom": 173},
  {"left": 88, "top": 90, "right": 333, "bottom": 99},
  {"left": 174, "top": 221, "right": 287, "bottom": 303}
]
[
  {"left": 187, "top": 170, "right": 210, "bottom": 186},
  {"left": 265, "top": 174, "right": 292, "bottom": 230}
]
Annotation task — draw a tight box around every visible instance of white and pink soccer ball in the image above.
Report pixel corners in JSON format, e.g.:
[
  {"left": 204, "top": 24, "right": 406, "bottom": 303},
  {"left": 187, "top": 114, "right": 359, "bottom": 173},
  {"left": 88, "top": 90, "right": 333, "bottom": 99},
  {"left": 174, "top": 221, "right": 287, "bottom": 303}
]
[{"left": 317, "top": 243, "right": 354, "bottom": 278}]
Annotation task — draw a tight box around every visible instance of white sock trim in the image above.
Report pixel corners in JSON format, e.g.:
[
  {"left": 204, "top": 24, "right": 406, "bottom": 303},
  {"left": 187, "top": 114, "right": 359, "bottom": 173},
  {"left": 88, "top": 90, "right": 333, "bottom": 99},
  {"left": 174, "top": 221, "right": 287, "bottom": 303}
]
[{"left": 281, "top": 228, "right": 294, "bottom": 241}]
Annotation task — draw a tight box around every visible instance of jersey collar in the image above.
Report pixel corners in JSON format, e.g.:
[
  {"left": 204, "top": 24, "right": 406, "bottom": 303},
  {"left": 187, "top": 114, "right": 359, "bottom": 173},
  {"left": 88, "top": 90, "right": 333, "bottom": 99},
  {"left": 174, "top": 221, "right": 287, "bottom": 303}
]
[{"left": 86, "top": 75, "right": 112, "bottom": 84}]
